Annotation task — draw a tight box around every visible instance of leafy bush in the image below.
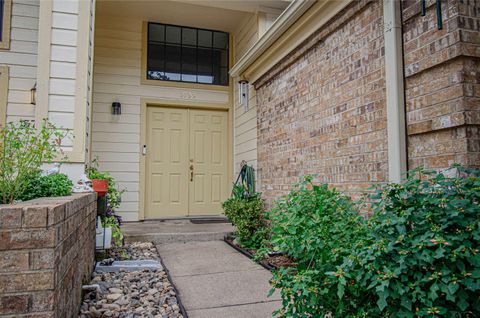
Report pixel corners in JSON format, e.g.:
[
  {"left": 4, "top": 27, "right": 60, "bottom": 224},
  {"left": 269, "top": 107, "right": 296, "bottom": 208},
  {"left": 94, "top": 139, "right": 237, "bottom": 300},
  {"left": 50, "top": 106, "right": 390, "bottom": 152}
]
[
  {"left": 222, "top": 187, "right": 266, "bottom": 248},
  {"left": 0, "top": 120, "right": 68, "bottom": 204},
  {"left": 328, "top": 167, "right": 480, "bottom": 317},
  {"left": 19, "top": 172, "right": 73, "bottom": 201},
  {"left": 267, "top": 176, "right": 368, "bottom": 317},
  {"left": 270, "top": 168, "right": 480, "bottom": 317}
]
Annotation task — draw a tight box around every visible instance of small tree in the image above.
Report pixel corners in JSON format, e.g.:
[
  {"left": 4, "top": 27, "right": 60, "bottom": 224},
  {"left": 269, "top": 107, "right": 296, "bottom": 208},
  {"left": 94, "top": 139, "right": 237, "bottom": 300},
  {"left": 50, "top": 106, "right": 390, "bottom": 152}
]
[{"left": 0, "top": 120, "right": 68, "bottom": 204}]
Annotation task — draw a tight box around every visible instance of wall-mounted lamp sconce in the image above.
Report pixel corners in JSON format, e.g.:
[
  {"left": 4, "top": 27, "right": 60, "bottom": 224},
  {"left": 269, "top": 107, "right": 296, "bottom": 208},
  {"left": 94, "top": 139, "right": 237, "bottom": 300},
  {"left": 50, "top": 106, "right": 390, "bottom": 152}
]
[
  {"left": 30, "top": 83, "right": 36, "bottom": 105},
  {"left": 112, "top": 102, "right": 121, "bottom": 115},
  {"left": 238, "top": 80, "right": 249, "bottom": 112}
]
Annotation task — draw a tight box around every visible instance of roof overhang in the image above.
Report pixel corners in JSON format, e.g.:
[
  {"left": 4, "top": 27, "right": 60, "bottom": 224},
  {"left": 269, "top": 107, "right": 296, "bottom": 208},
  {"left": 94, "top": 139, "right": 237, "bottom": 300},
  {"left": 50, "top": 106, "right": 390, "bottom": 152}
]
[{"left": 230, "top": 0, "right": 353, "bottom": 84}]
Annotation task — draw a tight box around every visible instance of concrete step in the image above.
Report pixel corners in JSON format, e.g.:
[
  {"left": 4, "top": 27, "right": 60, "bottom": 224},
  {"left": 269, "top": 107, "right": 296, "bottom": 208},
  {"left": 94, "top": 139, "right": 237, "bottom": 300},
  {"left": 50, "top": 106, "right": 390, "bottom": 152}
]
[{"left": 122, "top": 220, "right": 234, "bottom": 244}]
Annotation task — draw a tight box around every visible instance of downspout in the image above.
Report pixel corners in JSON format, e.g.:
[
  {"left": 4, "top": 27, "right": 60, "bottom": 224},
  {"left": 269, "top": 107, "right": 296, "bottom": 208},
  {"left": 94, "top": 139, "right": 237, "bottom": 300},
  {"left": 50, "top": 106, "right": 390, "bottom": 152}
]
[{"left": 383, "top": 0, "right": 407, "bottom": 183}]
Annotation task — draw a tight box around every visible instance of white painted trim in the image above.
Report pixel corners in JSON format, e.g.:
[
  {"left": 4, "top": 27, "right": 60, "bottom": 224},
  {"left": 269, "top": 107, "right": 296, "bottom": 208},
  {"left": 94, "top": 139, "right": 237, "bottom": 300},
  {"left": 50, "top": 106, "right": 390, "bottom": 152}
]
[
  {"left": 383, "top": 0, "right": 407, "bottom": 182},
  {"left": 229, "top": 0, "right": 315, "bottom": 78},
  {"left": 35, "top": 0, "right": 53, "bottom": 126}
]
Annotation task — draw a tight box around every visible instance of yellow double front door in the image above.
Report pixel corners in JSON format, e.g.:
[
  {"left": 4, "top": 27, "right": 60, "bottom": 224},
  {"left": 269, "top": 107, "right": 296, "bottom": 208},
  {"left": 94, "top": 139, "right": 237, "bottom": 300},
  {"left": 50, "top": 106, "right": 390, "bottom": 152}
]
[{"left": 145, "top": 106, "right": 229, "bottom": 218}]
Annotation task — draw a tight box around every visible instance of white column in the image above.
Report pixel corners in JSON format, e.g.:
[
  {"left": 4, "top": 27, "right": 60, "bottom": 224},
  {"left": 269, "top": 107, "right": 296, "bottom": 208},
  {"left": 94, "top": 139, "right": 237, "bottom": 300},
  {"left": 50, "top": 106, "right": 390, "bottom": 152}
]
[{"left": 383, "top": 0, "right": 407, "bottom": 183}]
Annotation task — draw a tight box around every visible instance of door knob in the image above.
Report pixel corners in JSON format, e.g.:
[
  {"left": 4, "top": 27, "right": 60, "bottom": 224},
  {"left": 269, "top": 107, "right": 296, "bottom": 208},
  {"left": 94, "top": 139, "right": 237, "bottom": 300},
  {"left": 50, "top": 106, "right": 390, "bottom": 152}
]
[{"left": 189, "top": 163, "right": 194, "bottom": 181}]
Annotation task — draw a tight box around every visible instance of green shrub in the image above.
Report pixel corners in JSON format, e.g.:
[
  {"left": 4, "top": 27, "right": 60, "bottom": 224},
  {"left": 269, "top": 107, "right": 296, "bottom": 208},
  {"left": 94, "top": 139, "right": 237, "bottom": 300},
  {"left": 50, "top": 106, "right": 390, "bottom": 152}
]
[
  {"left": 0, "top": 120, "right": 68, "bottom": 204},
  {"left": 222, "top": 189, "right": 265, "bottom": 248},
  {"left": 329, "top": 167, "right": 480, "bottom": 317},
  {"left": 267, "top": 176, "right": 368, "bottom": 317},
  {"left": 19, "top": 172, "right": 73, "bottom": 201}
]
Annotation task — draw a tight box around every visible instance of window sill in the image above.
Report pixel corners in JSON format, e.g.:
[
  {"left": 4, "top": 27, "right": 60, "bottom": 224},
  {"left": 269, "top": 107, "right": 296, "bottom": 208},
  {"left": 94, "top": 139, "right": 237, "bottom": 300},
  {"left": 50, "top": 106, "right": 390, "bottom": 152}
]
[{"left": 140, "top": 77, "right": 231, "bottom": 92}]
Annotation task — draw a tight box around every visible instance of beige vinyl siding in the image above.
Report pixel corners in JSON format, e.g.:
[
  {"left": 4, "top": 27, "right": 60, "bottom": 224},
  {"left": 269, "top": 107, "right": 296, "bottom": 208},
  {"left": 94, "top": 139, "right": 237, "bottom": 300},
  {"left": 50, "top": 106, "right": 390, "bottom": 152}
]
[
  {"left": 47, "top": 0, "right": 79, "bottom": 150},
  {"left": 35, "top": 0, "right": 93, "bottom": 168},
  {"left": 233, "top": 13, "right": 259, "bottom": 175},
  {"left": 91, "top": 16, "right": 230, "bottom": 221},
  {"left": 0, "top": 0, "right": 39, "bottom": 123}
]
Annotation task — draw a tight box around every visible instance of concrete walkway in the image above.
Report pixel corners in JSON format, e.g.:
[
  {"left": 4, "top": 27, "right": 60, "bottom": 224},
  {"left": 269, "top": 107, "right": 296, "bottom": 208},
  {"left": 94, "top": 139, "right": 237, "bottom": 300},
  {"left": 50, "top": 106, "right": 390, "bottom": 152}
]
[{"left": 157, "top": 241, "right": 281, "bottom": 318}]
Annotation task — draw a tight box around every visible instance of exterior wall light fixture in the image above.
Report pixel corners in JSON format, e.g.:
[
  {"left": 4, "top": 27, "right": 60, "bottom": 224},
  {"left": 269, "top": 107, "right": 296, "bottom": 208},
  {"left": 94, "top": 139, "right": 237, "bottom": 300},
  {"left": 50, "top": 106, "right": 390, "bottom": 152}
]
[
  {"left": 112, "top": 102, "right": 121, "bottom": 115},
  {"left": 238, "top": 79, "right": 249, "bottom": 112},
  {"left": 30, "top": 83, "right": 36, "bottom": 105}
]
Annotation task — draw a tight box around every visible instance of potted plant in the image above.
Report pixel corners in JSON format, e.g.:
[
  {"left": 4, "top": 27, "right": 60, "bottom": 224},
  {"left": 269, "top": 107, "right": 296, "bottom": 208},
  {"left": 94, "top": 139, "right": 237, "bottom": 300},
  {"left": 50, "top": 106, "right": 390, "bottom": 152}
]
[{"left": 92, "top": 179, "right": 108, "bottom": 197}]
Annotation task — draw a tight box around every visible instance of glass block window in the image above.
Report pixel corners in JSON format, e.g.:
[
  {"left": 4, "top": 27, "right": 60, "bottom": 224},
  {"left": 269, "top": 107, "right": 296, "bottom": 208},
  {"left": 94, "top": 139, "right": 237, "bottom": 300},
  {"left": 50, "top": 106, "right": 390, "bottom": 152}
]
[{"left": 147, "top": 22, "right": 229, "bottom": 86}]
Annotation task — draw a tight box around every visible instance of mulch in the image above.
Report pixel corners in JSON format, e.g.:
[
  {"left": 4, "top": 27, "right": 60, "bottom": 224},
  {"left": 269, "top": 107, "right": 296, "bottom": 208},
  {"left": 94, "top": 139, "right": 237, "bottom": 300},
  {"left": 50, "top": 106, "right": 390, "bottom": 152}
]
[{"left": 224, "top": 236, "right": 296, "bottom": 271}]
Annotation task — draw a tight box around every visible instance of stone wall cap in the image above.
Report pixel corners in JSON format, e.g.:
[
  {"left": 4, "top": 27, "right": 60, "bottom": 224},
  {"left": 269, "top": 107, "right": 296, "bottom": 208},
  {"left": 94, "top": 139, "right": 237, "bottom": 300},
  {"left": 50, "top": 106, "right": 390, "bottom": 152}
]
[{"left": 0, "top": 193, "right": 97, "bottom": 209}]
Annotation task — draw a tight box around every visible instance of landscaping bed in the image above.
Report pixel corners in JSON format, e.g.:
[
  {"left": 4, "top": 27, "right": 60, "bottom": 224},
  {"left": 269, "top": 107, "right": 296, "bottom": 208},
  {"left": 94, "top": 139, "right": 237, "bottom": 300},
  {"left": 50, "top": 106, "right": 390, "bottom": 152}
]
[
  {"left": 79, "top": 242, "right": 185, "bottom": 318},
  {"left": 224, "top": 235, "right": 295, "bottom": 271}
]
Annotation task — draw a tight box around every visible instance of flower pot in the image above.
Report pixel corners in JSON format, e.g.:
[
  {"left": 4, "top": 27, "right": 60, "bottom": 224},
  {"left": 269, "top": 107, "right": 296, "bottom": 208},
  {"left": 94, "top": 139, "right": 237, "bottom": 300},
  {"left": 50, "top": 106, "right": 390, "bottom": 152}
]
[{"left": 92, "top": 179, "right": 108, "bottom": 197}]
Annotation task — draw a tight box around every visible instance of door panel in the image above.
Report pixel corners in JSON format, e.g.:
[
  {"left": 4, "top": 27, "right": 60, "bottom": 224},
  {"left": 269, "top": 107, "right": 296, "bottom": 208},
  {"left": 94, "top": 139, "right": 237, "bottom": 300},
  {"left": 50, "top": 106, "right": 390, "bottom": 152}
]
[
  {"left": 145, "top": 107, "right": 189, "bottom": 218},
  {"left": 145, "top": 106, "right": 228, "bottom": 218},
  {"left": 189, "top": 109, "right": 228, "bottom": 215}
]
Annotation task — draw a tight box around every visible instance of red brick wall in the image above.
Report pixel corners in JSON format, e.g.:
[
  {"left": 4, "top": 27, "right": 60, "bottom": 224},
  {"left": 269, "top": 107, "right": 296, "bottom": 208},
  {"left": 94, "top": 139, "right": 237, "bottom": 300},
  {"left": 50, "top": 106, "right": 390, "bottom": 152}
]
[
  {"left": 255, "top": 0, "right": 387, "bottom": 205},
  {"left": 254, "top": 0, "right": 479, "bottom": 206},
  {"left": 0, "top": 193, "right": 97, "bottom": 317},
  {"left": 403, "top": 0, "right": 480, "bottom": 169}
]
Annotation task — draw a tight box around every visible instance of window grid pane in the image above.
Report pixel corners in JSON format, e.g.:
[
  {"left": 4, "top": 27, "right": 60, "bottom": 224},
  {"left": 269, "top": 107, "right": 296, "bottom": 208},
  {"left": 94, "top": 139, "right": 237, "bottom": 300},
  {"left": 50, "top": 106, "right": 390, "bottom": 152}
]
[
  {"left": 0, "top": 0, "right": 4, "bottom": 41},
  {"left": 147, "top": 22, "right": 229, "bottom": 86}
]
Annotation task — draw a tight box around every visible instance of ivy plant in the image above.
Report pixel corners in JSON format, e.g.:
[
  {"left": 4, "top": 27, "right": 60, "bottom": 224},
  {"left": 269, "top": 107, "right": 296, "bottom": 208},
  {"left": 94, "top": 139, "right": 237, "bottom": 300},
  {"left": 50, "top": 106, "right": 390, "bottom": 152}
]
[
  {"left": 330, "top": 167, "right": 480, "bottom": 317},
  {"left": 267, "top": 176, "right": 369, "bottom": 317}
]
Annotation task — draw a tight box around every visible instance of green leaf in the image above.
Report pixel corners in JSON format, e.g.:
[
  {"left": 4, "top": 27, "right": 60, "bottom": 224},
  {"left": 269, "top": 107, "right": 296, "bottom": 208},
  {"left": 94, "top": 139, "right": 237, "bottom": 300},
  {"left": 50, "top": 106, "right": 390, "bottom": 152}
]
[
  {"left": 400, "top": 296, "right": 412, "bottom": 310},
  {"left": 377, "top": 293, "right": 388, "bottom": 311},
  {"left": 447, "top": 282, "right": 459, "bottom": 295},
  {"left": 337, "top": 283, "right": 345, "bottom": 299}
]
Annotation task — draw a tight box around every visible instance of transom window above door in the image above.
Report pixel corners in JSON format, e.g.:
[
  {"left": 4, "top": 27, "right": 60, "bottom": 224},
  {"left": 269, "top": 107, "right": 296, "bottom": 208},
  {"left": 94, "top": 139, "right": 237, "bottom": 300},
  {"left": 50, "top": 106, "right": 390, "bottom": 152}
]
[{"left": 147, "top": 22, "right": 229, "bottom": 86}]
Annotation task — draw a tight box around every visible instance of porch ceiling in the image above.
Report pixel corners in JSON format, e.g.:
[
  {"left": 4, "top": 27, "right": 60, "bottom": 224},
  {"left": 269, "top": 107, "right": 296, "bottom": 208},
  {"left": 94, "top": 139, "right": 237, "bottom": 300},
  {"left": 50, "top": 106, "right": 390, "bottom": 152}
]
[{"left": 96, "top": 0, "right": 289, "bottom": 32}]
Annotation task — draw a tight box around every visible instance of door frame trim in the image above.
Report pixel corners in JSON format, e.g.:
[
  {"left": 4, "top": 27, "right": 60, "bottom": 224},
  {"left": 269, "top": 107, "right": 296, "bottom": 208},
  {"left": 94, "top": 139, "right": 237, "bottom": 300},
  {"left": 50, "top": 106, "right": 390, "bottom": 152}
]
[{"left": 139, "top": 98, "right": 233, "bottom": 220}]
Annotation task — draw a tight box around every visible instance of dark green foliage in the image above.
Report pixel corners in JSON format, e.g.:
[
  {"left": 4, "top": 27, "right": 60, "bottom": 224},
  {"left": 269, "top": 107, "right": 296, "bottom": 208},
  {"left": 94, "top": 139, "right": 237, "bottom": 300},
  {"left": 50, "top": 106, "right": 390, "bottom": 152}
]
[
  {"left": 267, "top": 176, "right": 368, "bottom": 317},
  {"left": 18, "top": 172, "right": 73, "bottom": 201},
  {"left": 330, "top": 167, "right": 480, "bottom": 317},
  {"left": 222, "top": 189, "right": 266, "bottom": 249},
  {"left": 270, "top": 168, "right": 480, "bottom": 317}
]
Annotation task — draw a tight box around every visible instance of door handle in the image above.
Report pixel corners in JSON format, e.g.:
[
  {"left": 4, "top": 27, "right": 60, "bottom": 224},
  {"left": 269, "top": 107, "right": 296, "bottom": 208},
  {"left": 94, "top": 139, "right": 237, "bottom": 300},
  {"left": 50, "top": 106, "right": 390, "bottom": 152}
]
[{"left": 189, "top": 163, "right": 194, "bottom": 182}]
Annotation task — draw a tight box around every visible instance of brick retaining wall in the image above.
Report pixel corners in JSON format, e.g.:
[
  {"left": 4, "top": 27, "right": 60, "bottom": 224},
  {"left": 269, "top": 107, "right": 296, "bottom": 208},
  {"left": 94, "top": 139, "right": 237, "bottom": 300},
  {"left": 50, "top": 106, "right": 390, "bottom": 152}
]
[{"left": 0, "top": 193, "right": 97, "bottom": 317}]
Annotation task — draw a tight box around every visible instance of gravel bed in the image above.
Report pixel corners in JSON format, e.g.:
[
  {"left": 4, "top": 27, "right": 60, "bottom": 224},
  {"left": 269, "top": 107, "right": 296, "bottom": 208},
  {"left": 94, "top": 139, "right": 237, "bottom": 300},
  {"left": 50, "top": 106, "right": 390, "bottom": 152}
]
[
  {"left": 79, "top": 242, "right": 183, "bottom": 318},
  {"left": 107, "top": 242, "right": 160, "bottom": 261}
]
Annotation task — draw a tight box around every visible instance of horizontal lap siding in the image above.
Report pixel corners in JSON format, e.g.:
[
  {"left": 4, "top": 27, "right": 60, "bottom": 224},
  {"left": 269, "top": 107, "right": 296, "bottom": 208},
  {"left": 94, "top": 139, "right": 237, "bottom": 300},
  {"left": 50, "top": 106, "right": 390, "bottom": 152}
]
[
  {"left": 233, "top": 14, "right": 259, "bottom": 176},
  {"left": 47, "top": 0, "right": 80, "bottom": 152},
  {"left": 92, "top": 16, "right": 229, "bottom": 221},
  {"left": 1, "top": 0, "right": 39, "bottom": 122}
]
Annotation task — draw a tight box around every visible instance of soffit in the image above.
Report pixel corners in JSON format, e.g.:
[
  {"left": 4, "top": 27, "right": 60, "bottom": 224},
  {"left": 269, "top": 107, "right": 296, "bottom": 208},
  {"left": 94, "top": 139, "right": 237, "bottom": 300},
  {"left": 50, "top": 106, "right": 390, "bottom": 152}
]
[{"left": 96, "top": 0, "right": 289, "bottom": 32}]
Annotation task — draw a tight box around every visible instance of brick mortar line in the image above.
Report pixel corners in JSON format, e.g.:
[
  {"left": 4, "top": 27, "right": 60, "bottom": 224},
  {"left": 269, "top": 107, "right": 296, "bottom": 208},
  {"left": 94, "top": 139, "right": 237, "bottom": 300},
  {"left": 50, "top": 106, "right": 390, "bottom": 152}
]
[
  {"left": 0, "top": 311, "right": 54, "bottom": 318},
  {"left": 405, "top": 51, "right": 480, "bottom": 79},
  {"left": 0, "top": 269, "right": 54, "bottom": 275}
]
